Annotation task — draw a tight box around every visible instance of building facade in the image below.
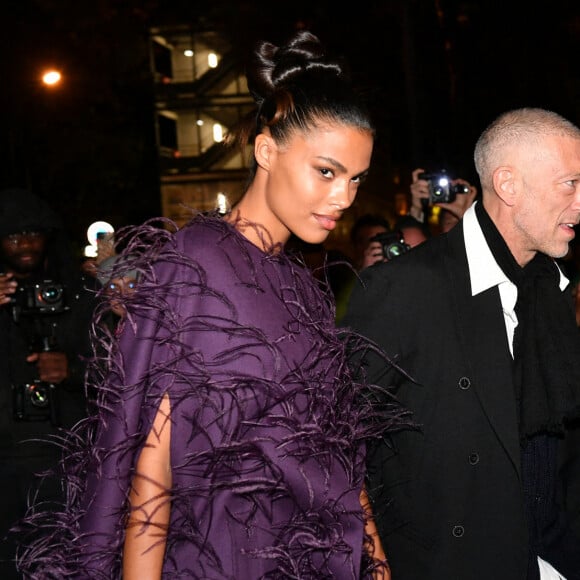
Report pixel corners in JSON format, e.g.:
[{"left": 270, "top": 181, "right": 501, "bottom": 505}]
[{"left": 150, "top": 25, "right": 254, "bottom": 227}]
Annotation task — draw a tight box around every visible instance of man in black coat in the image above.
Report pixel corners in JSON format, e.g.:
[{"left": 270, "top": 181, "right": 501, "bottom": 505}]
[
  {"left": 0, "top": 189, "right": 97, "bottom": 579},
  {"left": 344, "top": 108, "right": 580, "bottom": 580}
]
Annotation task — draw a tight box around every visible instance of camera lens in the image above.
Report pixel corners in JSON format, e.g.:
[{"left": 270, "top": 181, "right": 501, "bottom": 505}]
[
  {"left": 39, "top": 285, "right": 63, "bottom": 304},
  {"left": 451, "top": 184, "right": 469, "bottom": 195},
  {"left": 387, "top": 242, "right": 405, "bottom": 258},
  {"left": 28, "top": 383, "right": 50, "bottom": 408}
]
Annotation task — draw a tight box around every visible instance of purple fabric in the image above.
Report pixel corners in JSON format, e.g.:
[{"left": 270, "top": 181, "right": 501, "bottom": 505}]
[{"left": 17, "top": 215, "right": 407, "bottom": 579}]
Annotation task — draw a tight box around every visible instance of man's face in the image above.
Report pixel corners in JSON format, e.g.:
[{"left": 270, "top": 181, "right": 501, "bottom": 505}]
[
  {"left": 512, "top": 134, "right": 580, "bottom": 265},
  {"left": 0, "top": 231, "right": 47, "bottom": 276}
]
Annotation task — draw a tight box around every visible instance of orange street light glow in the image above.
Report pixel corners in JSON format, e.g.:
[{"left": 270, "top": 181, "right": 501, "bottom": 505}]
[{"left": 42, "top": 70, "right": 62, "bottom": 86}]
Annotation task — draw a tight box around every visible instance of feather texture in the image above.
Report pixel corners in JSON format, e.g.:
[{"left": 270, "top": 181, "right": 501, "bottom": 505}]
[{"left": 16, "top": 214, "right": 409, "bottom": 579}]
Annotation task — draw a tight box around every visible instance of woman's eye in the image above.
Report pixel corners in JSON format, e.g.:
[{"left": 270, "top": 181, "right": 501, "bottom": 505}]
[{"left": 319, "top": 168, "right": 333, "bottom": 178}]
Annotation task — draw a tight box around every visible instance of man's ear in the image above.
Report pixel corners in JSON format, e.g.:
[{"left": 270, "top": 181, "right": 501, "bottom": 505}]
[
  {"left": 492, "top": 166, "right": 516, "bottom": 206},
  {"left": 254, "top": 133, "right": 276, "bottom": 171}
]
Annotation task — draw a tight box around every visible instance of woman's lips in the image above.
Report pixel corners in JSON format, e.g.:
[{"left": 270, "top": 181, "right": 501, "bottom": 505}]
[{"left": 314, "top": 213, "right": 341, "bottom": 231}]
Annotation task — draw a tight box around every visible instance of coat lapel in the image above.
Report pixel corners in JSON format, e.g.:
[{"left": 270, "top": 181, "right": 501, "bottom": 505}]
[{"left": 445, "top": 223, "right": 521, "bottom": 477}]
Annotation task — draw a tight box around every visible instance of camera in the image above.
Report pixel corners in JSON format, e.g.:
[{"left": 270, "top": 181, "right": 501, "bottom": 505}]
[
  {"left": 418, "top": 172, "right": 470, "bottom": 204},
  {"left": 12, "top": 381, "right": 60, "bottom": 424},
  {"left": 7, "top": 280, "right": 68, "bottom": 424},
  {"left": 10, "top": 280, "right": 67, "bottom": 320},
  {"left": 371, "top": 230, "right": 410, "bottom": 261}
]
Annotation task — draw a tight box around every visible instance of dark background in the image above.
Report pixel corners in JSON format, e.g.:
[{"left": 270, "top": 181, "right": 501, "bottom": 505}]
[{"left": 1, "top": 0, "right": 579, "bottom": 252}]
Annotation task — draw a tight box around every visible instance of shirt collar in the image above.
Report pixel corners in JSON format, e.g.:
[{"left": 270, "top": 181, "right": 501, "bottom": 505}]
[{"left": 463, "top": 201, "right": 568, "bottom": 296}]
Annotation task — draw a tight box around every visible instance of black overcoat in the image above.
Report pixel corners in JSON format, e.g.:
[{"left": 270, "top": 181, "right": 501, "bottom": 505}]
[{"left": 344, "top": 221, "right": 580, "bottom": 580}]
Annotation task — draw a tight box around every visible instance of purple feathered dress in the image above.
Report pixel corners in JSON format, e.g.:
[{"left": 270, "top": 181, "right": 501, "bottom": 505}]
[{"left": 16, "top": 215, "right": 406, "bottom": 579}]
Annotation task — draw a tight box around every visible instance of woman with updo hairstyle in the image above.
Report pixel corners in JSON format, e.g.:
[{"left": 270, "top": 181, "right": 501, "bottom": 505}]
[{"left": 17, "top": 30, "right": 405, "bottom": 579}]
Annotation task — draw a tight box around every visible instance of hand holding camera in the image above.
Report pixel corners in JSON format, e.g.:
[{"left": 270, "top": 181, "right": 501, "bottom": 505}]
[
  {"left": 8, "top": 279, "right": 69, "bottom": 424},
  {"left": 418, "top": 171, "right": 470, "bottom": 204},
  {"left": 0, "top": 272, "right": 17, "bottom": 305},
  {"left": 13, "top": 334, "right": 66, "bottom": 425},
  {"left": 370, "top": 231, "right": 410, "bottom": 262},
  {"left": 96, "top": 231, "right": 116, "bottom": 265},
  {"left": 410, "top": 167, "right": 478, "bottom": 226},
  {"left": 13, "top": 341, "right": 65, "bottom": 425},
  {"left": 9, "top": 279, "right": 67, "bottom": 322},
  {"left": 437, "top": 177, "right": 478, "bottom": 221},
  {"left": 26, "top": 351, "right": 69, "bottom": 384},
  {"left": 409, "top": 167, "right": 431, "bottom": 219}
]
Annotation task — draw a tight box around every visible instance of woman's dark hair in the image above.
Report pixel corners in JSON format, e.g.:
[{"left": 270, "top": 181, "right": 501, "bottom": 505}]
[{"left": 228, "top": 31, "right": 374, "bottom": 179}]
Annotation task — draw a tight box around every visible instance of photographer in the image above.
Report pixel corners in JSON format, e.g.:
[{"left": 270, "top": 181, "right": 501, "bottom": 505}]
[
  {"left": 409, "top": 166, "right": 478, "bottom": 233},
  {"left": 96, "top": 253, "right": 139, "bottom": 333},
  {"left": 335, "top": 215, "right": 425, "bottom": 324},
  {"left": 0, "top": 188, "right": 97, "bottom": 578}
]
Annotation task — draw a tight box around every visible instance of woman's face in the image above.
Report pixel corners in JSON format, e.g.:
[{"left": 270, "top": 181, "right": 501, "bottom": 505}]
[{"left": 253, "top": 123, "right": 373, "bottom": 246}]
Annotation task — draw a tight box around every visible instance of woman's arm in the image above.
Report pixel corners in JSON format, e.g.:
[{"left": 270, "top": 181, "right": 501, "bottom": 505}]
[
  {"left": 123, "top": 394, "right": 172, "bottom": 580},
  {"left": 360, "top": 487, "right": 391, "bottom": 580}
]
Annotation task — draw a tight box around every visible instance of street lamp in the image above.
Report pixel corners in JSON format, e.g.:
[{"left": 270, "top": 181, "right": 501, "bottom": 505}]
[{"left": 41, "top": 69, "right": 62, "bottom": 87}]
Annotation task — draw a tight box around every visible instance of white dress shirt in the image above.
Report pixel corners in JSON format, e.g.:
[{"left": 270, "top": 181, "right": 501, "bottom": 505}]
[{"left": 463, "top": 202, "right": 568, "bottom": 580}]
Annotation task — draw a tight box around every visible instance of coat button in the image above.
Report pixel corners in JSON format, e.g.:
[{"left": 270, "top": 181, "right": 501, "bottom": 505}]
[
  {"left": 458, "top": 377, "right": 471, "bottom": 390},
  {"left": 452, "top": 525, "right": 465, "bottom": 538},
  {"left": 468, "top": 453, "right": 480, "bottom": 465}
]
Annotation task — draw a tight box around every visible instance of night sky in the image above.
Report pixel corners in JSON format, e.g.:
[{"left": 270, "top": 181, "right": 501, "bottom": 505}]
[{"left": 1, "top": 0, "right": 579, "bottom": 249}]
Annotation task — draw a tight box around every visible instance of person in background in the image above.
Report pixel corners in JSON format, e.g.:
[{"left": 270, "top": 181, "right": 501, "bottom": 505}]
[
  {"left": 350, "top": 214, "right": 392, "bottom": 271},
  {"left": 334, "top": 214, "right": 390, "bottom": 324},
  {"left": 409, "top": 166, "right": 478, "bottom": 233},
  {"left": 343, "top": 108, "right": 580, "bottom": 580},
  {"left": 393, "top": 214, "right": 429, "bottom": 248},
  {"left": 79, "top": 231, "right": 117, "bottom": 281},
  {"left": 0, "top": 188, "right": 96, "bottom": 579},
  {"left": 335, "top": 213, "right": 429, "bottom": 324},
  {"left": 79, "top": 255, "right": 99, "bottom": 278},
  {"left": 17, "top": 30, "right": 407, "bottom": 579},
  {"left": 96, "top": 253, "right": 139, "bottom": 329}
]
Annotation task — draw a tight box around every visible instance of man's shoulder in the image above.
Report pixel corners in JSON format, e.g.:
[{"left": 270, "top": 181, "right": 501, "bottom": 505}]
[{"left": 365, "top": 233, "right": 451, "bottom": 280}]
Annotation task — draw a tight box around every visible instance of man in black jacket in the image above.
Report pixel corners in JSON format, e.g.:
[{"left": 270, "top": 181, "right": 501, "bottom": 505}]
[
  {"left": 0, "top": 188, "right": 97, "bottom": 578},
  {"left": 344, "top": 108, "right": 580, "bottom": 580}
]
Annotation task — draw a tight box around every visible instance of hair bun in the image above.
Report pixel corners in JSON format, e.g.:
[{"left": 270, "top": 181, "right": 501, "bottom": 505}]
[{"left": 248, "top": 31, "right": 344, "bottom": 104}]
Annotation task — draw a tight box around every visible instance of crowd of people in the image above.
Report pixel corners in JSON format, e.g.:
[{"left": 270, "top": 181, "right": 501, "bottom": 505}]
[
  {"left": 0, "top": 191, "right": 145, "bottom": 579},
  {"left": 0, "top": 29, "right": 579, "bottom": 580}
]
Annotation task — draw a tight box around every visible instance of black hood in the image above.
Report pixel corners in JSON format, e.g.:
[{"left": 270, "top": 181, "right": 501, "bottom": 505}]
[
  {"left": 0, "top": 188, "right": 63, "bottom": 237},
  {"left": 0, "top": 188, "right": 87, "bottom": 291}
]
